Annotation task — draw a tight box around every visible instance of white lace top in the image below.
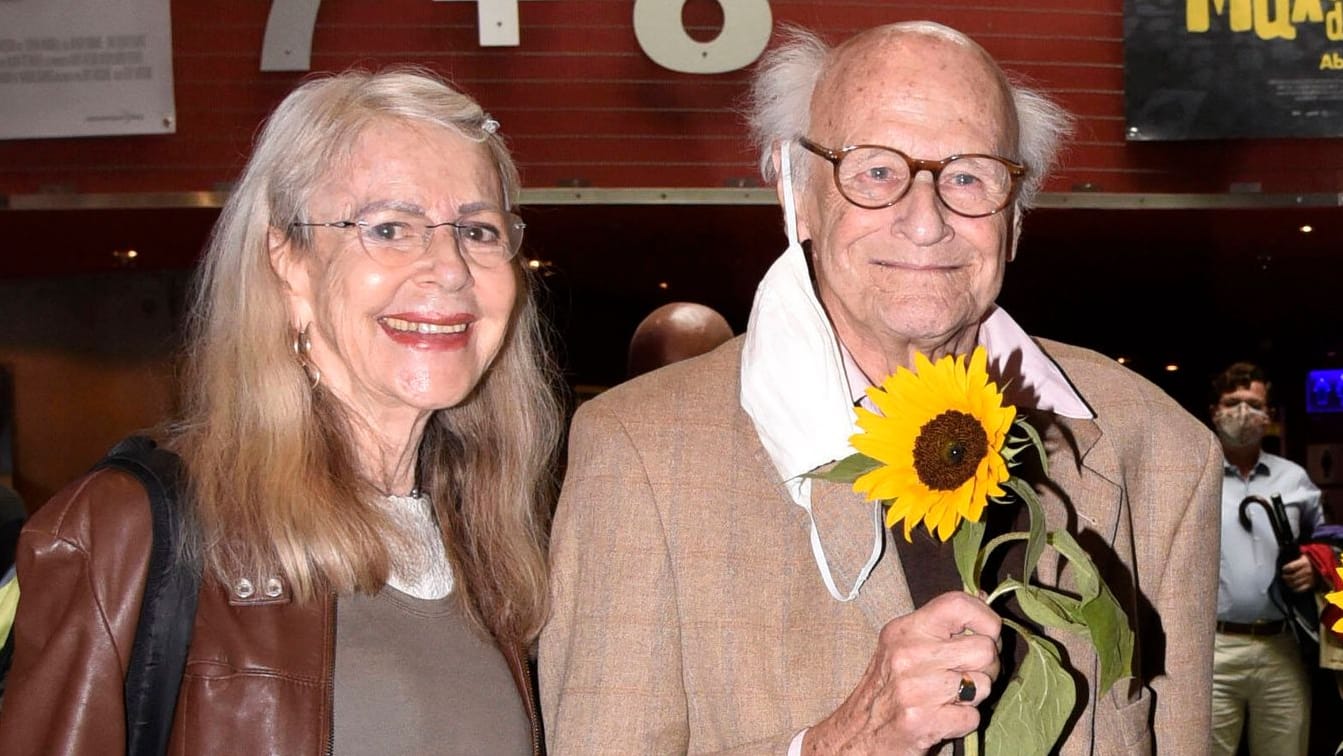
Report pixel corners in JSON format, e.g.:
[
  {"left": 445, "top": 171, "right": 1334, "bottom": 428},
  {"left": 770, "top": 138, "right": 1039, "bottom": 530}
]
[{"left": 375, "top": 493, "right": 454, "bottom": 600}]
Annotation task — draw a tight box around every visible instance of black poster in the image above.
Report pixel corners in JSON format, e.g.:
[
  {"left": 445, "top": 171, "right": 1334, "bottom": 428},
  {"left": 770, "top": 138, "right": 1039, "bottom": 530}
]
[{"left": 1125, "top": 0, "right": 1343, "bottom": 139}]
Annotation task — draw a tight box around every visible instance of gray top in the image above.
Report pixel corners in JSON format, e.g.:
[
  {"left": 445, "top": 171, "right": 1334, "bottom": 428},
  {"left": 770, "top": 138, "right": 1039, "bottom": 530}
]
[
  {"left": 1217, "top": 451, "right": 1324, "bottom": 623},
  {"left": 334, "top": 587, "right": 531, "bottom": 755}
]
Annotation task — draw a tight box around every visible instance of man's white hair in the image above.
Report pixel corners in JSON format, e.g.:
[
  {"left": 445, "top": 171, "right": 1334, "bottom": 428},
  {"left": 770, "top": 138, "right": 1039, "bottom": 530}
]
[{"left": 745, "top": 22, "right": 1074, "bottom": 211}]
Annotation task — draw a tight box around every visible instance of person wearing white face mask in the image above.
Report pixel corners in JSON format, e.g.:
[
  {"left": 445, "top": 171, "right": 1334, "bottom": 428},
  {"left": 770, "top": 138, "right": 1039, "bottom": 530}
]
[
  {"left": 1209, "top": 361, "right": 1324, "bottom": 756},
  {"left": 542, "top": 21, "right": 1221, "bottom": 756}
]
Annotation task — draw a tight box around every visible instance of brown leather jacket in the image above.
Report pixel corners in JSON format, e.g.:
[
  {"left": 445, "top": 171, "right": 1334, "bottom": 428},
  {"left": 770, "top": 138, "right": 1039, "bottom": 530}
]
[{"left": 0, "top": 468, "right": 541, "bottom": 755}]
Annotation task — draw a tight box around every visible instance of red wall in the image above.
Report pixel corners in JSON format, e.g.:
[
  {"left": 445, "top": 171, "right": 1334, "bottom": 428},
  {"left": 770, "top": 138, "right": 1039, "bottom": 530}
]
[{"left": 1, "top": 0, "right": 1341, "bottom": 196}]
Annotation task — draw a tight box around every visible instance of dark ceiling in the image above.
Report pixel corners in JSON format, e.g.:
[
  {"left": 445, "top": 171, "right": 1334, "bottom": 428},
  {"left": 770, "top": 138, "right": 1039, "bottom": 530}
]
[{"left": 0, "top": 202, "right": 1338, "bottom": 430}]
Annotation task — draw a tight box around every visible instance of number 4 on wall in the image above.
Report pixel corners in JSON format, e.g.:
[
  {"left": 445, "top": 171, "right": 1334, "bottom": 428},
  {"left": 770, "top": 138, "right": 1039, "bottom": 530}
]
[
  {"left": 433, "top": 0, "right": 523, "bottom": 46},
  {"left": 261, "top": 0, "right": 772, "bottom": 73}
]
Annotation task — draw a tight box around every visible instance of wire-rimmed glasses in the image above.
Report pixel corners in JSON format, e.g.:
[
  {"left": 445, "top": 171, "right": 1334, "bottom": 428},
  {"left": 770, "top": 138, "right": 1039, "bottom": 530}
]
[
  {"left": 292, "top": 207, "right": 526, "bottom": 268},
  {"left": 797, "top": 137, "right": 1026, "bottom": 218}
]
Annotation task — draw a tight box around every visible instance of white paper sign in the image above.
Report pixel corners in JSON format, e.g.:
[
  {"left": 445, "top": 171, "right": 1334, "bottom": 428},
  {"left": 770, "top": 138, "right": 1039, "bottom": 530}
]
[{"left": 0, "top": 0, "right": 176, "bottom": 140}]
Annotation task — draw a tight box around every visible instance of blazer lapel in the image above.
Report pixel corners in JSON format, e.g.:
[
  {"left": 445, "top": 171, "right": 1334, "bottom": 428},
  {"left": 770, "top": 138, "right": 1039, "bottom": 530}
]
[
  {"left": 1053, "top": 413, "right": 1121, "bottom": 531},
  {"left": 1023, "top": 410, "right": 1125, "bottom": 580}
]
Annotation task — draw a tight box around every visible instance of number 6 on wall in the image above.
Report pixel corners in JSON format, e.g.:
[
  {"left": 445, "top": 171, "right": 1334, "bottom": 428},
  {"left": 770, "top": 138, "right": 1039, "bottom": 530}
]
[{"left": 633, "top": 0, "right": 772, "bottom": 74}]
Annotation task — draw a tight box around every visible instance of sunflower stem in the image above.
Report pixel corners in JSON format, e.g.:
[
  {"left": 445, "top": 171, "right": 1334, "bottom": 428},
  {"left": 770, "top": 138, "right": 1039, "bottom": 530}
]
[
  {"left": 953, "top": 518, "right": 987, "bottom": 593},
  {"left": 985, "top": 581, "right": 1023, "bottom": 606},
  {"left": 1003, "top": 477, "right": 1047, "bottom": 581}
]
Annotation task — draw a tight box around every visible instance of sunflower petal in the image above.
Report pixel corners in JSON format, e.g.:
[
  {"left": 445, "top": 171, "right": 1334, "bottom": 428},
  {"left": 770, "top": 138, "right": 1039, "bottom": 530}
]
[{"left": 1329, "top": 589, "right": 1343, "bottom": 612}]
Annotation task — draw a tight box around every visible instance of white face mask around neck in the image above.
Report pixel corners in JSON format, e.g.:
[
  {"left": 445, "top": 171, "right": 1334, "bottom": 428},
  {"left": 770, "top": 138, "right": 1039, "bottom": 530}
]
[{"left": 738, "top": 142, "right": 885, "bottom": 603}]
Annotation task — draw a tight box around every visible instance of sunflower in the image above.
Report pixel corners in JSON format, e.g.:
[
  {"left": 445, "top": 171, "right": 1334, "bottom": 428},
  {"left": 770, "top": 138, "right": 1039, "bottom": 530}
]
[{"left": 850, "top": 346, "right": 1016, "bottom": 541}]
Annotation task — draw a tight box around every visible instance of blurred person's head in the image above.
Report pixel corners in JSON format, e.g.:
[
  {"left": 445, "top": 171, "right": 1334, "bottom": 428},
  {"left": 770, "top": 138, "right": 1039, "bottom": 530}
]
[
  {"left": 1210, "top": 362, "right": 1270, "bottom": 451},
  {"left": 627, "top": 302, "right": 734, "bottom": 378}
]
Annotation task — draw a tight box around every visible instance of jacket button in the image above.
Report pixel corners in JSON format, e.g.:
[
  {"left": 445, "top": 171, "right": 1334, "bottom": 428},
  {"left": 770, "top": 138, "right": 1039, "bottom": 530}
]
[
  {"left": 234, "top": 578, "right": 255, "bottom": 599},
  {"left": 264, "top": 577, "right": 284, "bottom": 598}
]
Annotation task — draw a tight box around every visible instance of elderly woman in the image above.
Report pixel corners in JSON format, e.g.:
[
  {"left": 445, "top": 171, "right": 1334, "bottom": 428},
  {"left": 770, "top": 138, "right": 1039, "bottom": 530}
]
[{"left": 0, "top": 69, "right": 562, "bottom": 753}]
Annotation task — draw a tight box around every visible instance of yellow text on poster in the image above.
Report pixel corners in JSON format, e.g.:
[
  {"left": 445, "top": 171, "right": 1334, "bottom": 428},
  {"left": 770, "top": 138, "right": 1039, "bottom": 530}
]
[{"left": 1188, "top": 0, "right": 1343, "bottom": 40}]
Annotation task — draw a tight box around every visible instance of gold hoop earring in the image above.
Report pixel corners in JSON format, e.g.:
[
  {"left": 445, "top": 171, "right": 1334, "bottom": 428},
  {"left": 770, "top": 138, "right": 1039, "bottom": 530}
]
[{"left": 291, "top": 323, "right": 321, "bottom": 389}]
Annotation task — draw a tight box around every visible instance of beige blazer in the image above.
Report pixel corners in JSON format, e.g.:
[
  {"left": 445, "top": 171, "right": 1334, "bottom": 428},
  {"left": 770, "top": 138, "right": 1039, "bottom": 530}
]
[{"left": 541, "top": 336, "right": 1221, "bottom": 755}]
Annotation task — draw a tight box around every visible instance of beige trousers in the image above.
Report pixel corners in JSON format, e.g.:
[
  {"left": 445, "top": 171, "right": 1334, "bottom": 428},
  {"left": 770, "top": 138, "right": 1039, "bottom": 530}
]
[{"left": 1210, "top": 630, "right": 1310, "bottom": 756}]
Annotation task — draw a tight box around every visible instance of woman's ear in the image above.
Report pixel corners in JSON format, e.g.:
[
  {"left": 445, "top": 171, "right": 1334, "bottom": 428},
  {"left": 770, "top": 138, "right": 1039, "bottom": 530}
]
[{"left": 269, "top": 226, "right": 314, "bottom": 325}]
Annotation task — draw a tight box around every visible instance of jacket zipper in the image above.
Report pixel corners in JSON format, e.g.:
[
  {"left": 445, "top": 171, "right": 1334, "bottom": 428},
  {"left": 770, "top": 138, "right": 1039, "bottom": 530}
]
[
  {"left": 520, "top": 647, "right": 541, "bottom": 756},
  {"left": 324, "top": 594, "right": 337, "bottom": 756}
]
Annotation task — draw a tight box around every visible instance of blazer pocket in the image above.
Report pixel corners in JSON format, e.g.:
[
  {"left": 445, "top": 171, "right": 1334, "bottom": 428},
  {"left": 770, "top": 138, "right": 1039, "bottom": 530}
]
[{"left": 1103, "top": 680, "right": 1153, "bottom": 756}]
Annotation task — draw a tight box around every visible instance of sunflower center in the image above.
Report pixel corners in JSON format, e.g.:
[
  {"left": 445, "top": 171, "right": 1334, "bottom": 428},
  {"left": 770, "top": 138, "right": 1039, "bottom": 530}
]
[{"left": 912, "top": 410, "right": 990, "bottom": 491}]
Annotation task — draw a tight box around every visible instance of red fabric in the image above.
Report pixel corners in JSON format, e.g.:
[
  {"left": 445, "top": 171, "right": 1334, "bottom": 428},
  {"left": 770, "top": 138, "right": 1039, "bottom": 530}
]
[{"left": 1301, "top": 543, "right": 1343, "bottom": 641}]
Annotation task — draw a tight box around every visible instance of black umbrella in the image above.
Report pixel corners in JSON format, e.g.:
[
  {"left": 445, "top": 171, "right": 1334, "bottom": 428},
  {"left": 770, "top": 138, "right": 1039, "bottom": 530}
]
[
  {"left": 1238, "top": 494, "right": 1299, "bottom": 561},
  {"left": 1238, "top": 493, "right": 1318, "bottom": 647}
]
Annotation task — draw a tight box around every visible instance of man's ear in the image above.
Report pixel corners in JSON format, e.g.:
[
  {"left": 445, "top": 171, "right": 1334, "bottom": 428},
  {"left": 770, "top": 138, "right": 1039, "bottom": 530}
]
[
  {"left": 770, "top": 141, "right": 789, "bottom": 215},
  {"left": 769, "top": 140, "right": 784, "bottom": 193},
  {"left": 1006, "top": 205, "right": 1023, "bottom": 262},
  {"left": 269, "top": 227, "right": 314, "bottom": 325},
  {"left": 770, "top": 141, "right": 812, "bottom": 242},
  {"left": 795, "top": 199, "right": 812, "bottom": 242}
]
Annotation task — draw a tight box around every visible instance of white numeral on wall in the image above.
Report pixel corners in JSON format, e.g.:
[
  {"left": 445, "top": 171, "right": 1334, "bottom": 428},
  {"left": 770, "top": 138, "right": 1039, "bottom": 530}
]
[{"left": 633, "top": 0, "right": 772, "bottom": 74}]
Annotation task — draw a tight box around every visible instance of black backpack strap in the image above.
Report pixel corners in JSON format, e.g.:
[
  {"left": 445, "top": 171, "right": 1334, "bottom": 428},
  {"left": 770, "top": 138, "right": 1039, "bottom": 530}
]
[{"left": 94, "top": 435, "right": 199, "bottom": 756}]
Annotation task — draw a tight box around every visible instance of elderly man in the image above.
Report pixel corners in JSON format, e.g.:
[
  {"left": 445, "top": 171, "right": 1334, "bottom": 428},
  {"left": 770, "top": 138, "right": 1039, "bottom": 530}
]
[{"left": 541, "top": 21, "right": 1221, "bottom": 755}]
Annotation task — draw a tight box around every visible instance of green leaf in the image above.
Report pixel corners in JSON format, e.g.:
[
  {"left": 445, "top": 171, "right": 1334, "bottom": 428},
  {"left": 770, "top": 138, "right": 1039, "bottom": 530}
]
[
  {"left": 1011, "top": 416, "right": 1049, "bottom": 476},
  {"left": 1003, "top": 477, "right": 1047, "bottom": 581},
  {"left": 953, "top": 518, "right": 987, "bottom": 593},
  {"left": 985, "top": 624, "right": 1075, "bottom": 756},
  {"left": 1013, "top": 584, "right": 1087, "bottom": 635},
  {"left": 803, "top": 453, "right": 881, "bottom": 484},
  {"left": 1046, "top": 530, "right": 1135, "bottom": 695},
  {"left": 1046, "top": 529, "right": 1100, "bottom": 603},
  {"left": 1078, "top": 588, "right": 1134, "bottom": 696}
]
